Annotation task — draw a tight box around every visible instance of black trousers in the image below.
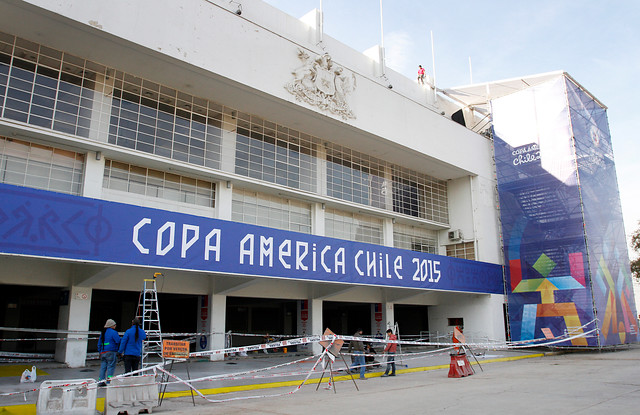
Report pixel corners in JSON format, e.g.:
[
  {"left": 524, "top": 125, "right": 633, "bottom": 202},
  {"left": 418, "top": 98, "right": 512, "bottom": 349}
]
[{"left": 124, "top": 355, "right": 141, "bottom": 373}]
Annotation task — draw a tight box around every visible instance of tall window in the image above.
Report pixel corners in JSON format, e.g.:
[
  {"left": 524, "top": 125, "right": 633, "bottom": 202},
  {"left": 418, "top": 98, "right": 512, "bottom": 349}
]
[
  {"left": 326, "top": 144, "right": 386, "bottom": 208},
  {"left": 0, "top": 34, "right": 96, "bottom": 138},
  {"left": 0, "top": 136, "right": 84, "bottom": 194},
  {"left": 325, "top": 208, "right": 383, "bottom": 245},
  {"left": 108, "top": 73, "right": 223, "bottom": 169},
  {"left": 103, "top": 160, "right": 215, "bottom": 207},
  {"left": 232, "top": 189, "right": 312, "bottom": 233},
  {"left": 234, "top": 113, "right": 316, "bottom": 192}
]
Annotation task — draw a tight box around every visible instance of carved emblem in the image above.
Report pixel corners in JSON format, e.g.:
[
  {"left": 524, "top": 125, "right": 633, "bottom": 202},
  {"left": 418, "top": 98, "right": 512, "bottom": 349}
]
[{"left": 285, "top": 50, "right": 356, "bottom": 120}]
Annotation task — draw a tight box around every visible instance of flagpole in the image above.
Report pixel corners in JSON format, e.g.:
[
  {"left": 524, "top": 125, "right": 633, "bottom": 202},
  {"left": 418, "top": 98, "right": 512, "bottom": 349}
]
[
  {"left": 379, "top": 0, "right": 386, "bottom": 77},
  {"left": 431, "top": 30, "right": 437, "bottom": 102}
]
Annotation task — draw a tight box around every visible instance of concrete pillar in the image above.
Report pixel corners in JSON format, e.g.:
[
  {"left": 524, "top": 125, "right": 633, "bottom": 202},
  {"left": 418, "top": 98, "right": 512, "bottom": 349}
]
[
  {"left": 382, "top": 218, "right": 394, "bottom": 248},
  {"left": 296, "top": 300, "right": 310, "bottom": 353},
  {"left": 370, "top": 303, "right": 385, "bottom": 337},
  {"left": 208, "top": 294, "right": 226, "bottom": 361},
  {"left": 310, "top": 298, "right": 323, "bottom": 355},
  {"left": 83, "top": 151, "right": 105, "bottom": 199},
  {"left": 312, "top": 202, "right": 325, "bottom": 237},
  {"left": 216, "top": 180, "right": 233, "bottom": 220},
  {"left": 55, "top": 286, "right": 92, "bottom": 368},
  {"left": 383, "top": 301, "right": 395, "bottom": 333}
]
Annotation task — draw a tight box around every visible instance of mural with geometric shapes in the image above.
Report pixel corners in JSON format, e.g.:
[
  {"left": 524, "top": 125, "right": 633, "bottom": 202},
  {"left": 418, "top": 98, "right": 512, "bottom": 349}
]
[{"left": 492, "top": 74, "right": 638, "bottom": 346}]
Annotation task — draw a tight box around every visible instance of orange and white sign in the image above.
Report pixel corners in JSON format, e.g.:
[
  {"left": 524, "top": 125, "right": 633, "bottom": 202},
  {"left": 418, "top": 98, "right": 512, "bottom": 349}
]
[{"left": 163, "top": 340, "right": 190, "bottom": 359}]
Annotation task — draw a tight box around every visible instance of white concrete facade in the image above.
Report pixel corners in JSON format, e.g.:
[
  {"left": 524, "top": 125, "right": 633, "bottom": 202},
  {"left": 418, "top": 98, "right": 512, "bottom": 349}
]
[{"left": 0, "top": 0, "right": 507, "bottom": 367}]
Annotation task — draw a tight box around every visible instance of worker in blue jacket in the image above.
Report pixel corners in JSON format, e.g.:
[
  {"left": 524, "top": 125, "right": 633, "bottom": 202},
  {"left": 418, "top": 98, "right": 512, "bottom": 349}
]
[
  {"left": 118, "top": 317, "right": 147, "bottom": 373},
  {"left": 97, "top": 319, "right": 121, "bottom": 386}
]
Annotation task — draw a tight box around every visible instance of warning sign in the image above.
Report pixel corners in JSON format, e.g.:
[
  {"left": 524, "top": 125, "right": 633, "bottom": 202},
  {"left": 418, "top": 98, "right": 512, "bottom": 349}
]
[
  {"left": 162, "top": 340, "right": 190, "bottom": 359},
  {"left": 319, "top": 328, "right": 344, "bottom": 356}
]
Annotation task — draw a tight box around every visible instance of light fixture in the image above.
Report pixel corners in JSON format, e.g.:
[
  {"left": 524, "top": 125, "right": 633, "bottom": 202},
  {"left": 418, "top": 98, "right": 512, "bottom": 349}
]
[
  {"left": 226, "top": 180, "right": 232, "bottom": 189},
  {"left": 95, "top": 151, "right": 102, "bottom": 161},
  {"left": 229, "top": 1, "right": 242, "bottom": 15}
]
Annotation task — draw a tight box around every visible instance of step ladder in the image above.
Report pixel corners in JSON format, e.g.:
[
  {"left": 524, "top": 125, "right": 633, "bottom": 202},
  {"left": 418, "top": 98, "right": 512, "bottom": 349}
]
[{"left": 137, "top": 274, "right": 164, "bottom": 368}]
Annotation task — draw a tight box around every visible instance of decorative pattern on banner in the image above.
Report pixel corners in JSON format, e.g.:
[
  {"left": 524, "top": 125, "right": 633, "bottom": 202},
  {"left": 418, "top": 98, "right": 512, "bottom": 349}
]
[
  {"left": 565, "top": 79, "right": 639, "bottom": 345},
  {"left": 0, "top": 183, "right": 503, "bottom": 294},
  {"left": 493, "top": 75, "right": 638, "bottom": 346}
]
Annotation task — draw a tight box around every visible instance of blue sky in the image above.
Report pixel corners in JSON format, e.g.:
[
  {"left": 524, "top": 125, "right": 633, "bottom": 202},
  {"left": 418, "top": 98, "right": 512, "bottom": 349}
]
[{"left": 263, "top": 0, "right": 640, "bottom": 253}]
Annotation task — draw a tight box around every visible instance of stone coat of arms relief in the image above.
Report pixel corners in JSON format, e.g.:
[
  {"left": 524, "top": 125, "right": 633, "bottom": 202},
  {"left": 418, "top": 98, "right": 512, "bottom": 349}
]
[{"left": 285, "top": 50, "right": 356, "bottom": 120}]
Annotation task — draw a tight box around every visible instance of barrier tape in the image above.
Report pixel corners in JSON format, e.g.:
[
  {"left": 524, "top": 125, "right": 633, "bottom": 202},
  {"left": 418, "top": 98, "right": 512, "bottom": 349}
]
[{"left": 0, "top": 327, "right": 595, "bottom": 400}]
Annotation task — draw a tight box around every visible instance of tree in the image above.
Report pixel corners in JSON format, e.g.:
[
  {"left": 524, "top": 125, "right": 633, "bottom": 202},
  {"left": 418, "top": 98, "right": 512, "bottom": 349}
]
[{"left": 631, "top": 223, "right": 640, "bottom": 281}]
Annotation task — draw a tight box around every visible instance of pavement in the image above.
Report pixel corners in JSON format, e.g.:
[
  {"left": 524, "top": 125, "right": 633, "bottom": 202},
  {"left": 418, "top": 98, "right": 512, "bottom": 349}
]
[{"left": 1, "top": 344, "right": 640, "bottom": 414}]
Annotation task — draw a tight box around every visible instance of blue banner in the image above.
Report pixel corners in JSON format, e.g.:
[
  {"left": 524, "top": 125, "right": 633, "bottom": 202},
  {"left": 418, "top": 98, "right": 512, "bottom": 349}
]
[{"left": 0, "top": 183, "right": 504, "bottom": 294}]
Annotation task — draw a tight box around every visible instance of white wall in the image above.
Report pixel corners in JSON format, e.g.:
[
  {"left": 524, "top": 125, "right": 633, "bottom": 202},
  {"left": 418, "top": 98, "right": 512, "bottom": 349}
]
[
  {"left": 21, "top": 0, "right": 494, "bottom": 181},
  {"left": 428, "top": 292, "right": 505, "bottom": 342}
]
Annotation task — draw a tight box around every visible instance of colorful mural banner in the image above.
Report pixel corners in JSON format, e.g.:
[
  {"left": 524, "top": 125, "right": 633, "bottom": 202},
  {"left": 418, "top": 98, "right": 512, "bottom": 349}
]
[
  {"left": 493, "top": 75, "right": 638, "bottom": 346},
  {"left": 0, "top": 183, "right": 503, "bottom": 294}
]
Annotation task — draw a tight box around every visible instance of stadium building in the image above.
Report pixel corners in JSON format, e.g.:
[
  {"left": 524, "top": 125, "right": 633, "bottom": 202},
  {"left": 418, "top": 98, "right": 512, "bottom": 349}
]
[{"left": 0, "top": 0, "right": 636, "bottom": 367}]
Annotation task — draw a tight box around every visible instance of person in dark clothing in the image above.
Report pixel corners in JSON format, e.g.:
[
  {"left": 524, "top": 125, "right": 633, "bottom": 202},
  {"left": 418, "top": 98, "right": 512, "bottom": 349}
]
[
  {"left": 348, "top": 328, "right": 366, "bottom": 379},
  {"left": 98, "top": 319, "right": 121, "bottom": 386},
  {"left": 118, "top": 317, "right": 147, "bottom": 374}
]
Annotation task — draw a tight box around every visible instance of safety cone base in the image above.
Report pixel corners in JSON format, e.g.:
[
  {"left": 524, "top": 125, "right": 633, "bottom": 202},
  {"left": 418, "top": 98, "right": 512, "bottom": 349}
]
[{"left": 448, "top": 353, "right": 473, "bottom": 378}]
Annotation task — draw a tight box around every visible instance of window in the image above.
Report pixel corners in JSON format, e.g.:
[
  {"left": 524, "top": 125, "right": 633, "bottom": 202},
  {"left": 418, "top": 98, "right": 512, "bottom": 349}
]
[
  {"left": 234, "top": 114, "right": 317, "bottom": 192},
  {"left": 393, "top": 223, "right": 437, "bottom": 253},
  {"left": 446, "top": 242, "right": 475, "bottom": 260},
  {"left": 232, "top": 189, "right": 311, "bottom": 233},
  {"left": 103, "top": 159, "right": 215, "bottom": 207},
  {"left": 0, "top": 31, "right": 450, "bottom": 227},
  {"left": 0, "top": 136, "right": 84, "bottom": 194},
  {"left": 325, "top": 208, "right": 383, "bottom": 245}
]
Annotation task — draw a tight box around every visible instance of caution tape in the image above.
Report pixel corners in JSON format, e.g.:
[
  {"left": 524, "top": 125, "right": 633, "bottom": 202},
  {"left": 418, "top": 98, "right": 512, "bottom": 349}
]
[{"left": 0, "top": 327, "right": 597, "bottom": 400}]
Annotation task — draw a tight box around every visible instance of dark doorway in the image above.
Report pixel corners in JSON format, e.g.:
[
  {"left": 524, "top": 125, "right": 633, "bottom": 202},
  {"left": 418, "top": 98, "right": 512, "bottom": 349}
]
[
  {"left": 393, "top": 305, "right": 429, "bottom": 336},
  {"left": 226, "top": 297, "right": 297, "bottom": 347},
  {"left": 322, "top": 302, "right": 371, "bottom": 336},
  {"left": 90, "top": 289, "right": 198, "bottom": 351},
  {"left": 0, "top": 285, "right": 63, "bottom": 353}
]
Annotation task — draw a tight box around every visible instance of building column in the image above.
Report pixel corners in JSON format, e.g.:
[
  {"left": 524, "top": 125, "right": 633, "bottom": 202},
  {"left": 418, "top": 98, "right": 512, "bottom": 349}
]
[
  {"left": 208, "top": 294, "right": 226, "bottom": 361},
  {"left": 83, "top": 151, "right": 105, "bottom": 199},
  {"left": 383, "top": 301, "right": 395, "bottom": 333},
  {"left": 371, "top": 303, "right": 385, "bottom": 338},
  {"left": 310, "top": 298, "right": 323, "bottom": 355},
  {"left": 55, "top": 287, "right": 92, "bottom": 368}
]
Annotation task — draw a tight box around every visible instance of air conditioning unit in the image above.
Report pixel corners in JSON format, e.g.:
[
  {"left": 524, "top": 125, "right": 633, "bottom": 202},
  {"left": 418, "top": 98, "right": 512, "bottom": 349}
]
[{"left": 448, "top": 229, "right": 462, "bottom": 241}]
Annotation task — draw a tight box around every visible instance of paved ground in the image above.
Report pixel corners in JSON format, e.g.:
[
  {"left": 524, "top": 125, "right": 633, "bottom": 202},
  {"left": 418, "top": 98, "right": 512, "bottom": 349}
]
[{"left": 1, "top": 345, "right": 640, "bottom": 414}]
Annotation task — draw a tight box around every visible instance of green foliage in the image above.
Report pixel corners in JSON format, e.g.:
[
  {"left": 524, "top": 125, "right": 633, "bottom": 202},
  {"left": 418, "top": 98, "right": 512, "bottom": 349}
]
[{"left": 632, "top": 223, "right": 640, "bottom": 281}]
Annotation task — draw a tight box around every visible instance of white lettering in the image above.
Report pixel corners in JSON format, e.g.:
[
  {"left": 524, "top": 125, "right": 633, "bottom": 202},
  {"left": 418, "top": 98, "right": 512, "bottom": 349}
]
[
  {"left": 412, "top": 258, "right": 420, "bottom": 281},
  {"left": 133, "top": 218, "right": 151, "bottom": 254},
  {"left": 394, "top": 256, "right": 403, "bottom": 279},
  {"left": 321, "top": 246, "right": 332, "bottom": 273},
  {"left": 240, "top": 234, "right": 254, "bottom": 265},
  {"left": 181, "top": 224, "right": 199, "bottom": 258},
  {"left": 205, "top": 229, "right": 221, "bottom": 261},
  {"left": 296, "top": 241, "right": 309, "bottom": 271},
  {"left": 355, "top": 250, "right": 364, "bottom": 276},
  {"left": 279, "top": 240, "right": 291, "bottom": 269},
  {"left": 156, "top": 222, "right": 175, "bottom": 256},
  {"left": 367, "top": 251, "right": 376, "bottom": 277},
  {"left": 334, "top": 248, "right": 345, "bottom": 274},
  {"left": 260, "top": 236, "right": 273, "bottom": 267}
]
